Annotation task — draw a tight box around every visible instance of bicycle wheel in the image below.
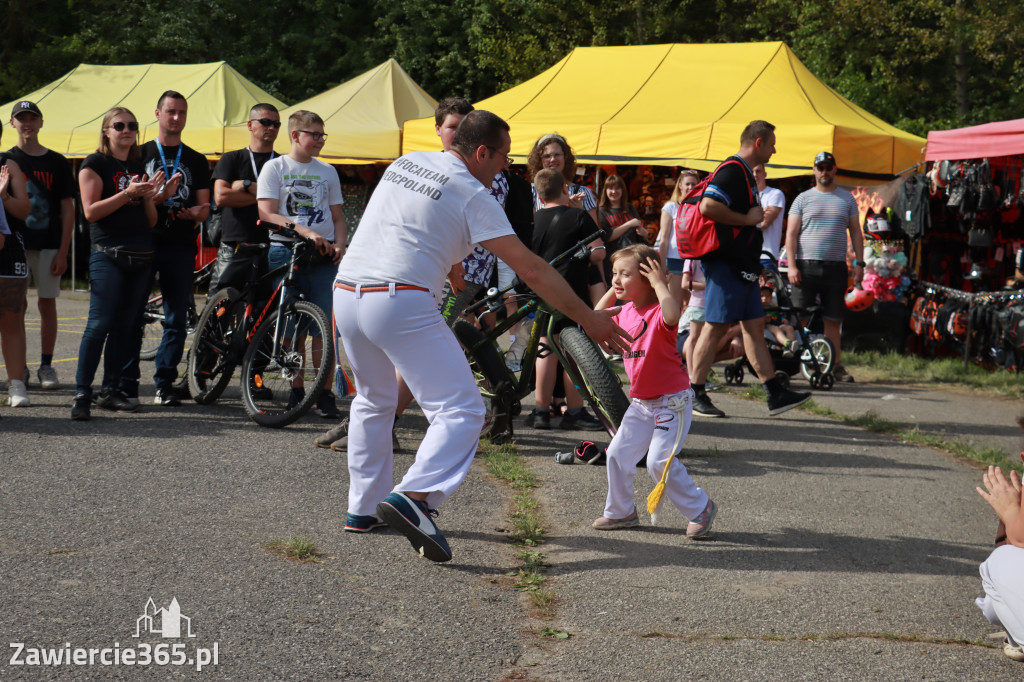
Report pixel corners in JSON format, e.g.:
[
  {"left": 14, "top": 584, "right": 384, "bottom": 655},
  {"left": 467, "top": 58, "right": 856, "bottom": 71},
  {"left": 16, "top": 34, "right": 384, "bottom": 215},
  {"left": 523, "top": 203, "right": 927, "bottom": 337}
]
[
  {"left": 558, "top": 327, "right": 630, "bottom": 437},
  {"left": 139, "top": 297, "right": 163, "bottom": 361},
  {"left": 187, "top": 287, "right": 241, "bottom": 404},
  {"left": 452, "top": 320, "right": 514, "bottom": 442},
  {"left": 799, "top": 336, "right": 836, "bottom": 381},
  {"left": 241, "top": 300, "right": 334, "bottom": 428}
]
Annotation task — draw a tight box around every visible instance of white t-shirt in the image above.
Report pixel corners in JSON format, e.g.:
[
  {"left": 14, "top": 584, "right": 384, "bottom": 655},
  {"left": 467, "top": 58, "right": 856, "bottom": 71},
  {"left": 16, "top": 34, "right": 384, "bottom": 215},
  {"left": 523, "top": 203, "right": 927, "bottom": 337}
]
[
  {"left": 257, "top": 155, "right": 343, "bottom": 241},
  {"left": 759, "top": 185, "right": 786, "bottom": 260},
  {"left": 338, "top": 151, "right": 514, "bottom": 296},
  {"left": 660, "top": 200, "right": 679, "bottom": 259}
]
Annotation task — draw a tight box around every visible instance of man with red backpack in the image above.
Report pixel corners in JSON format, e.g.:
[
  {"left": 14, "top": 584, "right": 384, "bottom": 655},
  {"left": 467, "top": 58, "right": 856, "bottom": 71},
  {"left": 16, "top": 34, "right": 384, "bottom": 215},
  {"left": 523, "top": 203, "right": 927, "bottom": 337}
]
[{"left": 685, "top": 120, "right": 810, "bottom": 418}]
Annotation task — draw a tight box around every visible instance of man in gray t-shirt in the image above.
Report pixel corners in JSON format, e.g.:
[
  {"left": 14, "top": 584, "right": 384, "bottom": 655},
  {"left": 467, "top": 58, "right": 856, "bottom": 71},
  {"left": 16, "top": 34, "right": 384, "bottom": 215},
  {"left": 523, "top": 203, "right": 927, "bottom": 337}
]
[{"left": 786, "top": 151, "right": 864, "bottom": 382}]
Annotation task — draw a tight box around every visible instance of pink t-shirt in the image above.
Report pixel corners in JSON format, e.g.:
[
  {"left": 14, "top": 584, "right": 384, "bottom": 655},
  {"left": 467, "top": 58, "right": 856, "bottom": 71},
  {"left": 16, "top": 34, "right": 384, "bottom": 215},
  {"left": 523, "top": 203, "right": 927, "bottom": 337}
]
[{"left": 612, "top": 300, "right": 690, "bottom": 399}]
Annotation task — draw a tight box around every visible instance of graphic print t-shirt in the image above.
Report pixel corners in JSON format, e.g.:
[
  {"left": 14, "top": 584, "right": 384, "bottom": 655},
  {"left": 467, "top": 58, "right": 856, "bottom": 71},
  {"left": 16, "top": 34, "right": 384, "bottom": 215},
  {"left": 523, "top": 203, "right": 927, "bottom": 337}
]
[
  {"left": 612, "top": 300, "right": 689, "bottom": 399},
  {"left": 141, "top": 141, "right": 212, "bottom": 247},
  {"left": 5, "top": 147, "right": 74, "bottom": 251},
  {"left": 257, "top": 155, "right": 343, "bottom": 242}
]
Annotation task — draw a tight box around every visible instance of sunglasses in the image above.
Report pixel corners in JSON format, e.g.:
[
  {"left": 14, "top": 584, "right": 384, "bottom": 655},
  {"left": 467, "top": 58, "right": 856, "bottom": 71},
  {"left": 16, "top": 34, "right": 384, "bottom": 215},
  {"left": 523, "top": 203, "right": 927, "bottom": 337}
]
[
  {"left": 253, "top": 118, "right": 282, "bottom": 129},
  {"left": 109, "top": 121, "right": 139, "bottom": 132},
  {"left": 816, "top": 164, "right": 836, "bottom": 172}
]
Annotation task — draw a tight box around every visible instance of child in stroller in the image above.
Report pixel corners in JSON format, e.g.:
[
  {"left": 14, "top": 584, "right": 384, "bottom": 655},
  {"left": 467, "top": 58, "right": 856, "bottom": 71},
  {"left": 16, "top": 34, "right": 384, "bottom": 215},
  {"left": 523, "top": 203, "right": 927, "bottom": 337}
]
[{"left": 721, "top": 266, "right": 837, "bottom": 391}]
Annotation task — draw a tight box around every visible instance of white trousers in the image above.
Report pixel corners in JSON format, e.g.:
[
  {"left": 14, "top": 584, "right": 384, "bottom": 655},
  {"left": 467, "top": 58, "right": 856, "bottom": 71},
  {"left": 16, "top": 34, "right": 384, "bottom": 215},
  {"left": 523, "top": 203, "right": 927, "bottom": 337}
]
[
  {"left": 334, "top": 286, "right": 485, "bottom": 515},
  {"left": 976, "top": 544, "right": 1024, "bottom": 646},
  {"left": 603, "top": 389, "right": 708, "bottom": 520}
]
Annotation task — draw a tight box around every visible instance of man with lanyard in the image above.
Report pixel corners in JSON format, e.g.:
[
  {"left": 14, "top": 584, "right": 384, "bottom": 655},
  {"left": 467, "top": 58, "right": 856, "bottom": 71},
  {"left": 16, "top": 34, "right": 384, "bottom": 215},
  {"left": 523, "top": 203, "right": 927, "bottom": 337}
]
[
  {"left": 688, "top": 120, "right": 810, "bottom": 419},
  {"left": 7, "top": 100, "right": 75, "bottom": 391},
  {"left": 786, "top": 151, "right": 864, "bottom": 383},
  {"left": 334, "top": 110, "right": 631, "bottom": 562},
  {"left": 208, "top": 103, "right": 281, "bottom": 295},
  {"left": 123, "top": 90, "right": 211, "bottom": 407}
]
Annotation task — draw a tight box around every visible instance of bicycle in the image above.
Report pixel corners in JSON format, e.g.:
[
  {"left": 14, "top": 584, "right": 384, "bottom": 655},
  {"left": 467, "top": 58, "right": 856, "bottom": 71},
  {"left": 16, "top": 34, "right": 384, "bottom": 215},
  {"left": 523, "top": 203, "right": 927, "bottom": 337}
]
[
  {"left": 139, "top": 260, "right": 213, "bottom": 361},
  {"left": 185, "top": 221, "right": 335, "bottom": 428},
  {"left": 454, "top": 231, "right": 630, "bottom": 443}
]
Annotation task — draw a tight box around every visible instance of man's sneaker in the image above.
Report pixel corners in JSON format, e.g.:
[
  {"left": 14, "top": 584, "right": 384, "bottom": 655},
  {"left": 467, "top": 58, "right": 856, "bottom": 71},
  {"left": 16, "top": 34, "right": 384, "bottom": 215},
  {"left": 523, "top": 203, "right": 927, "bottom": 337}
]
[
  {"left": 249, "top": 383, "right": 273, "bottom": 401},
  {"left": 693, "top": 393, "right": 725, "bottom": 418},
  {"left": 153, "top": 386, "right": 183, "bottom": 406},
  {"left": 705, "top": 379, "right": 722, "bottom": 392},
  {"left": 344, "top": 513, "right": 387, "bottom": 533},
  {"left": 592, "top": 508, "right": 639, "bottom": 530},
  {"left": 686, "top": 499, "right": 717, "bottom": 538},
  {"left": 525, "top": 407, "right": 550, "bottom": 430},
  {"left": 37, "top": 365, "right": 59, "bottom": 390},
  {"left": 1004, "top": 638, "right": 1024, "bottom": 662},
  {"left": 313, "top": 391, "right": 341, "bottom": 418},
  {"left": 767, "top": 389, "right": 811, "bottom": 416},
  {"left": 375, "top": 492, "right": 452, "bottom": 562},
  {"left": 287, "top": 387, "right": 305, "bottom": 410},
  {"left": 832, "top": 365, "right": 855, "bottom": 383},
  {"left": 8, "top": 380, "right": 29, "bottom": 407},
  {"left": 95, "top": 390, "right": 140, "bottom": 413},
  {"left": 560, "top": 407, "right": 603, "bottom": 431},
  {"left": 315, "top": 418, "right": 348, "bottom": 448},
  {"left": 71, "top": 393, "right": 91, "bottom": 421},
  {"left": 22, "top": 366, "right": 30, "bottom": 387}
]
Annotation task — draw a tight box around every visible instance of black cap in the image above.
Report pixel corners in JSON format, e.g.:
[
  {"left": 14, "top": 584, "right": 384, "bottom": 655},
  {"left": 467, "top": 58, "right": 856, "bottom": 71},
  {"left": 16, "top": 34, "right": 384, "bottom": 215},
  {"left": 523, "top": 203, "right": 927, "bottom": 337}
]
[
  {"left": 11, "top": 101, "right": 42, "bottom": 119},
  {"left": 814, "top": 151, "right": 836, "bottom": 168}
]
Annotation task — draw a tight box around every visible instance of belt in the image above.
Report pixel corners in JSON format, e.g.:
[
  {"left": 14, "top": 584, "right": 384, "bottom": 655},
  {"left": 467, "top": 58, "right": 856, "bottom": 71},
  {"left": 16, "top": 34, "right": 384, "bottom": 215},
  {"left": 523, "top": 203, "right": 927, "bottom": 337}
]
[{"left": 334, "top": 280, "right": 429, "bottom": 294}]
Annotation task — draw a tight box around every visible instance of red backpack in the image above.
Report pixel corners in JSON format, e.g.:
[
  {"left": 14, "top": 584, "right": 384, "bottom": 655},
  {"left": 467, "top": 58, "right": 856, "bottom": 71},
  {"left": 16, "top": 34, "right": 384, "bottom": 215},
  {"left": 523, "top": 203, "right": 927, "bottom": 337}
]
[{"left": 674, "top": 159, "right": 756, "bottom": 260}]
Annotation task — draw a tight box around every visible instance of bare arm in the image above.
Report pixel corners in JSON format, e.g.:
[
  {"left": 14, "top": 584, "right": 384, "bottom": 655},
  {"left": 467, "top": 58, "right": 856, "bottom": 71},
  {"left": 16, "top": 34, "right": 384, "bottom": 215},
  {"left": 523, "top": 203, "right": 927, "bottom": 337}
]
[
  {"left": 79, "top": 166, "right": 156, "bottom": 225},
  {"left": 2, "top": 159, "right": 30, "bottom": 220},
  {"left": 658, "top": 210, "right": 673, "bottom": 262},
  {"left": 52, "top": 197, "right": 75, "bottom": 276},
  {"left": 257, "top": 197, "right": 331, "bottom": 255},
  {"left": 848, "top": 213, "right": 864, "bottom": 285},
  {"left": 977, "top": 464, "right": 1024, "bottom": 547},
  {"left": 481, "top": 234, "right": 631, "bottom": 352},
  {"left": 760, "top": 205, "right": 781, "bottom": 231},
  {"left": 699, "top": 196, "right": 762, "bottom": 228},
  {"left": 328, "top": 203, "right": 347, "bottom": 265},
  {"left": 640, "top": 257, "right": 680, "bottom": 327},
  {"left": 215, "top": 178, "right": 257, "bottom": 208},
  {"left": 175, "top": 188, "right": 211, "bottom": 223},
  {"left": 786, "top": 213, "right": 802, "bottom": 285}
]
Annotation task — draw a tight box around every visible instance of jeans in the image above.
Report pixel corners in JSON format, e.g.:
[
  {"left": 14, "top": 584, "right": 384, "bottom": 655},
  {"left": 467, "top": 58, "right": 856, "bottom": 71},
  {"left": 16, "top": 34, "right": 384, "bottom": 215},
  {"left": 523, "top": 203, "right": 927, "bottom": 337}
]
[
  {"left": 76, "top": 250, "right": 152, "bottom": 397},
  {"left": 122, "top": 244, "right": 195, "bottom": 392}
]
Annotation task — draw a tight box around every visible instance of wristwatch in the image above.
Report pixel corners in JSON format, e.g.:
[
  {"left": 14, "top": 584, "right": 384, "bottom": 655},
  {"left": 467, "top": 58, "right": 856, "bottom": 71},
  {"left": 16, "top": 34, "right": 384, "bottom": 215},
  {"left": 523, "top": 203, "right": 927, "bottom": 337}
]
[
  {"left": 851, "top": 259, "right": 863, "bottom": 267},
  {"left": 243, "top": 179, "right": 253, "bottom": 192}
]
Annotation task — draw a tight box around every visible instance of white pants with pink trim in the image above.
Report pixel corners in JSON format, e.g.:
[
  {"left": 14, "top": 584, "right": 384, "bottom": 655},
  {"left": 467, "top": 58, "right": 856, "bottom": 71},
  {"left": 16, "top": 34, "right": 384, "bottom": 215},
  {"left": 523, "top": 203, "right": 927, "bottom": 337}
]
[
  {"left": 334, "top": 285, "right": 485, "bottom": 515},
  {"left": 603, "top": 389, "right": 708, "bottom": 521},
  {"left": 976, "top": 544, "right": 1024, "bottom": 646}
]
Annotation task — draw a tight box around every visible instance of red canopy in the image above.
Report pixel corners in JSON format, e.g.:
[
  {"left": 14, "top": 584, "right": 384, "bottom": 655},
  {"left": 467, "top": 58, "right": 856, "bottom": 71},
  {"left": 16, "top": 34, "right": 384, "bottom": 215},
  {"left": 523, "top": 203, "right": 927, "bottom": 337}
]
[{"left": 925, "top": 118, "right": 1024, "bottom": 161}]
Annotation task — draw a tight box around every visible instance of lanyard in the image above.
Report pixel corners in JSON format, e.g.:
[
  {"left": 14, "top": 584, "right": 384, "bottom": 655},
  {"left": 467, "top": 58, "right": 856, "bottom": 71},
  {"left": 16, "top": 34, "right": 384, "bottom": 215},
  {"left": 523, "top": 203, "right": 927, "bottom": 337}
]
[
  {"left": 248, "top": 148, "right": 275, "bottom": 180},
  {"left": 155, "top": 140, "right": 183, "bottom": 207}
]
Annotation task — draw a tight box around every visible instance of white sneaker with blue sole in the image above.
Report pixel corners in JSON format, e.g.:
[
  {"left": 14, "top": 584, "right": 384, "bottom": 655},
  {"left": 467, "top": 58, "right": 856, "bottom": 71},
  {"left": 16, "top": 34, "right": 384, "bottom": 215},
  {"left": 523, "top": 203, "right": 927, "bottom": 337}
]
[{"left": 376, "top": 492, "right": 452, "bottom": 562}]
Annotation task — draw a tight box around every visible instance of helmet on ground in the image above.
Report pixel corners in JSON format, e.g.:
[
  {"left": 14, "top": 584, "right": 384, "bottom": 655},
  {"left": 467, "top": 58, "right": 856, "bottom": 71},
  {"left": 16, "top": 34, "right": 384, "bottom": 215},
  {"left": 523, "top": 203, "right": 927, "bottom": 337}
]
[
  {"left": 845, "top": 286, "right": 874, "bottom": 312},
  {"left": 864, "top": 214, "right": 890, "bottom": 238}
]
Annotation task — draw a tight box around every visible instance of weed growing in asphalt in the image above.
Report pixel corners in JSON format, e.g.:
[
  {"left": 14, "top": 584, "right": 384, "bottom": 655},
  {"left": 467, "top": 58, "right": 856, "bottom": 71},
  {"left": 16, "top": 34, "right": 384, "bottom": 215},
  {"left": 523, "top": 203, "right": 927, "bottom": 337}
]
[
  {"left": 479, "top": 440, "right": 557, "bottom": 618},
  {"left": 541, "top": 627, "right": 571, "bottom": 639},
  {"left": 261, "top": 536, "right": 323, "bottom": 563}
]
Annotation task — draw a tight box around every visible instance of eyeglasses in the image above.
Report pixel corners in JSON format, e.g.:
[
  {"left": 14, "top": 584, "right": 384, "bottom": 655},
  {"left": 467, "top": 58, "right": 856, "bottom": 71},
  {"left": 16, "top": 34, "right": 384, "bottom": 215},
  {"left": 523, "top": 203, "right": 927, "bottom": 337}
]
[
  {"left": 299, "top": 130, "right": 328, "bottom": 142},
  {"left": 485, "top": 146, "right": 513, "bottom": 167},
  {"left": 252, "top": 118, "right": 282, "bottom": 129},
  {"left": 541, "top": 152, "right": 564, "bottom": 161},
  {"left": 109, "top": 121, "right": 139, "bottom": 132},
  {"left": 815, "top": 164, "right": 836, "bottom": 172}
]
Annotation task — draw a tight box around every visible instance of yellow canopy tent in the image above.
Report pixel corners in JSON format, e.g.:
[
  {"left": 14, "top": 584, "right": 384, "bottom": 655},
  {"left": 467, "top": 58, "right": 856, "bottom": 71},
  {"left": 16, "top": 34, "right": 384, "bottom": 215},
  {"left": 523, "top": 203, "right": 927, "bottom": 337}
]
[
  {"left": 1, "top": 62, "right": 286, "bottom": 158},
  {"left": 279, "top": 59, "right": 437, "bottom": 163},
  {"left": 403, "top": 43, "right": 925, "bottom": 179}
]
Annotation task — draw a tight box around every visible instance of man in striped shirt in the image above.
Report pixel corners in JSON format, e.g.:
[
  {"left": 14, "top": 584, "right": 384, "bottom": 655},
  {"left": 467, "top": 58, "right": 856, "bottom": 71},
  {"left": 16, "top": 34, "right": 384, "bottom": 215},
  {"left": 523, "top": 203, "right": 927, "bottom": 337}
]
[{"left": 786, "top": 152, "right": 864, "bottom": 382}]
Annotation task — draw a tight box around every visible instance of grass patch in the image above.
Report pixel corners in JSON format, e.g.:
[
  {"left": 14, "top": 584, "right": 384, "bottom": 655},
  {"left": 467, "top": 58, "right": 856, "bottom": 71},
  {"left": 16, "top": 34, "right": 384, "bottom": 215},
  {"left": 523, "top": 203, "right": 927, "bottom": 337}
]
[
  {"left": 261, "top": 536, "right": 323, "bottom": 563},
  {"left": 479, "top": 439, "right": 558, "bottom": 619},
  {"left": 845, "top": 350, "right": 1024, "bottom": 399}
]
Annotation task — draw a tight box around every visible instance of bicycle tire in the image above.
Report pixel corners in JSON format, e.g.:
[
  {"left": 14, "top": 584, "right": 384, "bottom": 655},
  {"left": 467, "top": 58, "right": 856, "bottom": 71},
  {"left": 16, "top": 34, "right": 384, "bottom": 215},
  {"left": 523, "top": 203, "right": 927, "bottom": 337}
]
[
  {"left": 799, "top": 336, "right": 836, "bottom": 382},
  {"left": 558, "top": 327, "right": 630, "bottom": 437},
  {"left": 241, "top": 300, "right": 334, "bottom": 428},
  {"left": 139, "top": 297, "right": 163, "bottom": 361},
  {"left": 452, "top": 320, "right": 514, "bottom": 441},
  {"left": 187, "top": 287, "right": 241, "bottom": 404}
]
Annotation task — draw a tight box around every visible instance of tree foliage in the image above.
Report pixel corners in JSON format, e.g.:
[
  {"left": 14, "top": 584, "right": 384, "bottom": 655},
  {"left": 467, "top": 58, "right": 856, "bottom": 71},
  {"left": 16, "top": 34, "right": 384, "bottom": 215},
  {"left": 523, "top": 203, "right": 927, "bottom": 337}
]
[{"left": 1, "top": 0, "right": 1021, "bottom": 135}]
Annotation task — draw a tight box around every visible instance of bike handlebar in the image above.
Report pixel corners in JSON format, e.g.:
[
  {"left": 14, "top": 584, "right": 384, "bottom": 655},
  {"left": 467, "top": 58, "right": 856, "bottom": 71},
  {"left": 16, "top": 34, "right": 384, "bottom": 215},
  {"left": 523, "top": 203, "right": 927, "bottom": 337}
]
[{"left": 255, "top": 219, "right": 318, "bottom": 248}]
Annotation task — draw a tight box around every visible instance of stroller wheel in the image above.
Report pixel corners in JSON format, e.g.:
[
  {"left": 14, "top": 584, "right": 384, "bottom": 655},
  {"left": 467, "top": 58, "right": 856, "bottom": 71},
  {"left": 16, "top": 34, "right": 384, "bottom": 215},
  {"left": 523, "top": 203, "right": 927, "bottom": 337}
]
[
  {"left": 774, "top": 370, "right": 790, "bottom": 390},
  {"left": 818, "top": 373, "right": 835, "bottom": 391},
  {"left": 809, "top": 373, "right": 820, "bottom": 389}
]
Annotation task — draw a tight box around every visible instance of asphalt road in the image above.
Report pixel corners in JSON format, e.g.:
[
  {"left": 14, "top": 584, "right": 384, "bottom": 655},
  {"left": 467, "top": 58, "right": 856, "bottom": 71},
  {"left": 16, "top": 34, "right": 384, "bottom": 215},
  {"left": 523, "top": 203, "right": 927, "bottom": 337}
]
[{"left": 0, "top": 290, "right": 1021, "bottom": 680}]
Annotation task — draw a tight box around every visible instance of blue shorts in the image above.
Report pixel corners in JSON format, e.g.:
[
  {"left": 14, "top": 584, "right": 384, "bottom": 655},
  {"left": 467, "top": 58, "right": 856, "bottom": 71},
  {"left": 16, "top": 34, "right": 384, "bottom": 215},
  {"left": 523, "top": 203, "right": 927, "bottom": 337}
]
[
  {"left": 666, "top": 257, "right": 684, "bottom": 275},
  {"left": 702, "top": 260, "right": 764, "bottom": 324}
]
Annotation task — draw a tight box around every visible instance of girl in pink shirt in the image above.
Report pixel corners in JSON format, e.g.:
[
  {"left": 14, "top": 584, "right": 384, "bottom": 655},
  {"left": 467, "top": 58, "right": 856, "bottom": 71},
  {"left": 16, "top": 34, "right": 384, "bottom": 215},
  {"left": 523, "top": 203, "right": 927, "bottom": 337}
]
[{"left": 592, "top": 244, "right": 716, "bottom": 537}]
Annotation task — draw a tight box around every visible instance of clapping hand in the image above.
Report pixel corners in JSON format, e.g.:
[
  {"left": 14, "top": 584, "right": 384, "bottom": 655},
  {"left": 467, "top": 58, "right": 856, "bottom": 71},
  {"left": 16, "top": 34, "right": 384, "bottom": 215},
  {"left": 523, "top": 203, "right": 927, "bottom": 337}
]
[
  {"left": 0, "top": 165, "right": 9, "bottom": 197},
  {"left": 976, "top": 464, "right": 1022, "bottom": 526}
]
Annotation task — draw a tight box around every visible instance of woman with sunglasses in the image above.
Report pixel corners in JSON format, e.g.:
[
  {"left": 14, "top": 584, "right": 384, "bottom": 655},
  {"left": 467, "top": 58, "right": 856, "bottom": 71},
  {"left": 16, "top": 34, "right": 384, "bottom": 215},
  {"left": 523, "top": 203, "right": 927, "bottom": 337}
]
[{"left": 72, "top": 107, "right": 175, "bottom": 420}]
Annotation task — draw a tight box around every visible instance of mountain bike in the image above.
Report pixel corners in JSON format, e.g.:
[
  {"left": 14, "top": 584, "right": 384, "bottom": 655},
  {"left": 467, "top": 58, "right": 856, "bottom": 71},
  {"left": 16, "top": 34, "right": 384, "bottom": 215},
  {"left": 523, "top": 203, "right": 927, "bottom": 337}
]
[
  {"left": 185, "top": 221, "right": 334, "bottom": 427},
  {"left": 455, "top": 231, "right": 630, "bottom": 443},
  {"left": 139, "top": 260, "right": 213, "bottom": 361}
]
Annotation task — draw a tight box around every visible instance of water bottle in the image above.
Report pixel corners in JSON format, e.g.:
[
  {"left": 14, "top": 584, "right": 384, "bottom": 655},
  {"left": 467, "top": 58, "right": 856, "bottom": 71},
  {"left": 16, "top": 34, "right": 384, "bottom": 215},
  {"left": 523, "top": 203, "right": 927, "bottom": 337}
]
[{"left": 504, "top": 313, "right": 534, "bottom": 371}]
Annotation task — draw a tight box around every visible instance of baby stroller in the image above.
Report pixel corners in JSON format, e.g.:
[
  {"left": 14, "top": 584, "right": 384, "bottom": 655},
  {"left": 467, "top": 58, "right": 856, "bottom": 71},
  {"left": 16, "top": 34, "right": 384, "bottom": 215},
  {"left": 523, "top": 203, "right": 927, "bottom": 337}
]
[{"left": 721, "top": 263, "right": 837, "bottom": 391}]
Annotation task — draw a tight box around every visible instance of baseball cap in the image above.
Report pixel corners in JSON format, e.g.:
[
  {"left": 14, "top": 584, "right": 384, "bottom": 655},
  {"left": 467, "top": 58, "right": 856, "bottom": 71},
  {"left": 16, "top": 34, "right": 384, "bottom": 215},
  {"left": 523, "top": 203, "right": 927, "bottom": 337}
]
[
  {"left": 11, "top": 101, "right": 42, "bottom": 119},
  {"left": 813, "top": 151, "right": 836, "bottom": 168}
]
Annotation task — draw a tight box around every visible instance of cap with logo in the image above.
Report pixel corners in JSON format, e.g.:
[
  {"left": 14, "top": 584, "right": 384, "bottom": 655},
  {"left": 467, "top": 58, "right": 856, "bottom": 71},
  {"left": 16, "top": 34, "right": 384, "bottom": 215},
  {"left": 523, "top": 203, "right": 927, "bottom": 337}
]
[
  {"left": 11, "top": 101, "right": 42, "bottom": 120},
  {"left": 813, "top": 151, "right": 836, "bottom": 168}
]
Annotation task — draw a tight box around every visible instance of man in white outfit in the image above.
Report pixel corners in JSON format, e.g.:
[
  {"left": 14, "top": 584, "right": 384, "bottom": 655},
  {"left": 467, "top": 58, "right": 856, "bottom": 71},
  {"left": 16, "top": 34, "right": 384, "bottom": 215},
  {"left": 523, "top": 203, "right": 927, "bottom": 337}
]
[{"left": 334, "top": 111, "right": 630, "bottom": 562}]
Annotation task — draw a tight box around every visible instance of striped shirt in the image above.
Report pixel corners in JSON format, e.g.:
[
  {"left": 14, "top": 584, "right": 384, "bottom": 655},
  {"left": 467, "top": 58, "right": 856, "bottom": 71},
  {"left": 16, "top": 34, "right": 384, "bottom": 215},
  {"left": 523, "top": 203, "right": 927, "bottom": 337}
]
[{"left": 789, "top": 187, "right": 858, "bottom": 262}]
